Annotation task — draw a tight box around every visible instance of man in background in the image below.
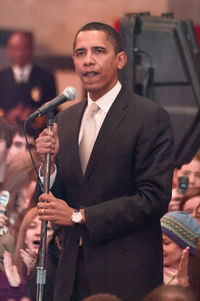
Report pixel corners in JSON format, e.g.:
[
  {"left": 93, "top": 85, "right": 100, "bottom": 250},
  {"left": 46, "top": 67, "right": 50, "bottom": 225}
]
[
  {"left": 0, "top": 31, "right": 57, "bottom": 126},
  {"left": 6, "top": 121, "right": 37, "bottom": 165}
]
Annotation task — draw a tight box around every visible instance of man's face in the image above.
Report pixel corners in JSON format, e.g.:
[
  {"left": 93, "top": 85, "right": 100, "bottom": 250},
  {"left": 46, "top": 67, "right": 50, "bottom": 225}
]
[
  {"left": 73, "top": 30, "right": 126, "bottom": 101},
  {"left": 7, "top": 33, "right": 32, "bottom": 67},
  {"left": 6, "top": 133, "right": 35, "bottom": 164},
  {"left": 176, "top": 159, "right": 200, "bottom": 192}
]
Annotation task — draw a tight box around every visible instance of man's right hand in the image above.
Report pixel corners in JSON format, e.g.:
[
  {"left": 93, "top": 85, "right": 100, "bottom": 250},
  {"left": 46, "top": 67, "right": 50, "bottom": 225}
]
[{"left": 35, "top": 123, "right": 59, "bottom": 175}]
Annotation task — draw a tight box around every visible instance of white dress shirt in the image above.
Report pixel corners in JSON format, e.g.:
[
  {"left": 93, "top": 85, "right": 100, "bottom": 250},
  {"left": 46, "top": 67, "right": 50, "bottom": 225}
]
[
  {"left": 12, "top": 63, "right": 32, "bottom": 83},
  {"left": 79, "top": 81, "right": 121, "bottom": 144},
  {"left": 40, "top": 81, "right": 122, "bottom": 186}
]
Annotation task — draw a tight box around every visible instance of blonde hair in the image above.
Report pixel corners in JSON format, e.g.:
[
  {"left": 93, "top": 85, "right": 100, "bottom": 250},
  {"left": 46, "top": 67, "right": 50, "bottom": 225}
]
[{"left": 13, "top": 207, "right": 38, "bottom": 280}]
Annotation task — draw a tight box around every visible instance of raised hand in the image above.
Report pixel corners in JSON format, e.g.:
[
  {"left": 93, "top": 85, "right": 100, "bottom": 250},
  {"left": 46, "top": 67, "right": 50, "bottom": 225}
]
[
  {"left": 3, "top": 251, "right": 21, "bottom": 287},
  {"left": 177, "top": 246, "right": 190, "bottom": 287},
  {"left": 20, "top": 248, "right": 37, "bottom": 275},
  {"left": 168, "top": 188, "right": 183, "bottom": 211}
]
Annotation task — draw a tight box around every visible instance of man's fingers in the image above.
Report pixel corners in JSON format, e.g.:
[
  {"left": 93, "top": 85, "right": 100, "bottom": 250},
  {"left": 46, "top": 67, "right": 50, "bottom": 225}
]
[
  {"left": 52, "top": 123, "right": 58, "bottom": 135},
  {"left": 38, "top": 193, "right": 53, "bottom": 203}
]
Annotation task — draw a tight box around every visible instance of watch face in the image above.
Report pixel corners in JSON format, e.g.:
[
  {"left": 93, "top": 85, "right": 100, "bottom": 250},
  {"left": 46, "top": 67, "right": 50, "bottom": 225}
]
[{"left": 72, "top": 211, "right": 82, "bottom": 223}]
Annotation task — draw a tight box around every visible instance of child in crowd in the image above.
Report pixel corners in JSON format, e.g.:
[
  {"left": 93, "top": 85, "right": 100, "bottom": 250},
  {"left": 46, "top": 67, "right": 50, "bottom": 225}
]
[
  {"left": 161, "top": 211, "right": 200, "bottom": 300},
  {"left": 0, "top": 207, "right": 53, "bottom": 301}
]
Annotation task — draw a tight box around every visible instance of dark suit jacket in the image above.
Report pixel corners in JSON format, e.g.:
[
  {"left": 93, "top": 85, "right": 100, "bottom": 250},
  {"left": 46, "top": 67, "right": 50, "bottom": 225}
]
[
  {"left": 0, "top": 64, "right": 57, "bottom": 114},
  {"left": 47, "top": 87, "right": 174, "bottom": 301}
]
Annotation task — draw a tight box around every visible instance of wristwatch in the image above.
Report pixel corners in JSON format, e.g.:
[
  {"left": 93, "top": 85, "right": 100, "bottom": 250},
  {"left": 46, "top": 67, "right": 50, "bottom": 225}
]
[{"left": 71, "top": 210, "right": 83, "bottom": 224}]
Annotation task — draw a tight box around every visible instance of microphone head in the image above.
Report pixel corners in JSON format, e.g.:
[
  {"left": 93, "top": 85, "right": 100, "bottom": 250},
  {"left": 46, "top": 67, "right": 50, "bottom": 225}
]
[
  {"left": 63, "top": 86, "right": 77, "bottom": 100},
  {"left": 0, "top": 190, "right": 10, "bottom": 214}
]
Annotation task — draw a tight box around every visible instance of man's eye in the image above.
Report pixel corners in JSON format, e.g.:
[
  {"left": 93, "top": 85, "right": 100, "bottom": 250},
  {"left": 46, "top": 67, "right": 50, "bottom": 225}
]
[
  {"left": 14, "top": 142, "right": 23, "bottom": 148},
  {"left": 76, "top": 51, "right": 84, "bottom": 57},
  {"left": 95, "top": 48, "right": 105, "bottom": 54}
]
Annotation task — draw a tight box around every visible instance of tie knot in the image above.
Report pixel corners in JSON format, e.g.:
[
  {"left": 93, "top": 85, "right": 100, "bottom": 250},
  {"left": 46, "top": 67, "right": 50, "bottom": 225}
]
[{"left": 87, "top": 103, "right": 99, "bottom": 118}]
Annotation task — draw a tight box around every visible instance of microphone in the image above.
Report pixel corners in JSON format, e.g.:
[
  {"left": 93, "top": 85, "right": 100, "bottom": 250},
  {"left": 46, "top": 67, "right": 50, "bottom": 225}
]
[
  {"left": 0, "top": 190, "right": 10, "bottom": 214},
  {"left": 0, "top": 190, "right": 10, "bottom": 236},
  {"left": 26, "top": 86, "right": 77, "bottom": 121}
]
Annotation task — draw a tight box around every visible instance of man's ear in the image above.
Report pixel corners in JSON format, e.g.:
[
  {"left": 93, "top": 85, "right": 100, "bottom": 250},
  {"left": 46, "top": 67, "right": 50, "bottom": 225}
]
[{"left": 117, "top": 51, "right": 127, "bottom": 70}]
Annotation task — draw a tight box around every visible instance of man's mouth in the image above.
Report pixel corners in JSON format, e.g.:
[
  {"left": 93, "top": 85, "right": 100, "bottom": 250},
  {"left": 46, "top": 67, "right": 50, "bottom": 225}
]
[{"left": 83, "top": 71, "right": 99, "bottom": 77}]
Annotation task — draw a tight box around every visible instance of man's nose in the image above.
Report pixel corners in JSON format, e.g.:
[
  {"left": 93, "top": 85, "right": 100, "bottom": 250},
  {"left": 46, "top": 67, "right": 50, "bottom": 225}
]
[{"left": 84, "top": 51, "right": 95, "bottom": 65}]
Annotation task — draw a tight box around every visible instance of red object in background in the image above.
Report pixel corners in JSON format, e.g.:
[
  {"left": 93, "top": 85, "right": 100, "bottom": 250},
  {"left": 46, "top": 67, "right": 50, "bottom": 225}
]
[
  {"left": 194, "top": 25, "right": 200, "bottom": 47},
  {"left": 114, "top": 19, "right": 120, "bottom": 32}
]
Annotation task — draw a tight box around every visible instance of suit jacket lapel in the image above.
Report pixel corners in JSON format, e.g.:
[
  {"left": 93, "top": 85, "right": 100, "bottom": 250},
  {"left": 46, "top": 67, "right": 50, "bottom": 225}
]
[{"left": 84, "top": 88, "right": 129, "bottom": 180}]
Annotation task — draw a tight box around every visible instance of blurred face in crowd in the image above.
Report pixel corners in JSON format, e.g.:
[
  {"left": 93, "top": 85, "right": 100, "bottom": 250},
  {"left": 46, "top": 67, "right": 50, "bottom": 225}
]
[
  {"left": 7, "top": 32, "right": 33, "bottom": 67},
  {"left": 162, "top": 234, "right": 182, "bottom": 269},
  {"left": 183, "top": 196, "right": 200, "bottom": 218},
  {"left": 17, "top": 180, "right": 36, "bottom": 211},
  {"left": 195, "top": 204, "right": 200, "bottom": 226},
  {"left": 73, "top": 30, "right": 127, "bottom": 101},
  {"left": 6, "top": 133, "right": 35, "bottom": 164},
  {"left": 0, "top": 138, "right": 7, "bottom": 165},
  {"left": 176, "top": 158, "right": 200, "bottom": 193},
  {"left": 25, "top": 215, "right": 53, "bottom": 254}
]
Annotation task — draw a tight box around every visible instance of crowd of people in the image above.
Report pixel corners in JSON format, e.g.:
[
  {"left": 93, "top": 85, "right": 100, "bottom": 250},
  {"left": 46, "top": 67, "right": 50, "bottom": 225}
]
[{"left": 0, "top": 22, "right": 199, "bottom": 301}]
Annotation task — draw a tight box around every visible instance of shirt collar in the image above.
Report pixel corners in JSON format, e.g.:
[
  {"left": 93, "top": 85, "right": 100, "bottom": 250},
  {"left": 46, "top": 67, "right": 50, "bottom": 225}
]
[
  {"left": 12, "top": 63, "right": 32, "bottom": 81},
  {"left": 13, "top": 63, "right": 32, "bottom": 73},
  {"left": 87, "top": 81, "right": 122, "bottom": 113}
]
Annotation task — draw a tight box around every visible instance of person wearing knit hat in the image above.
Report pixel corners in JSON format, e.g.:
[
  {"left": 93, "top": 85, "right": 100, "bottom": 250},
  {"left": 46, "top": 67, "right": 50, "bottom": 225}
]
[
  {"left": 161, "top": 211, "right": 200, "bottom": 291},
  {"left": 161, "top": 211, "right": 200, "bottom": 256}
]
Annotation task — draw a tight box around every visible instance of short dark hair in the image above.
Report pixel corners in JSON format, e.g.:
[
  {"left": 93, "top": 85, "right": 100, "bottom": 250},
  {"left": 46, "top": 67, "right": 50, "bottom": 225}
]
[
  {"left": 10, "top": 120, "right": 39, "bottom": 140},
  {"left": 73, "top": 22, "right": 123, "bottom": 54}
]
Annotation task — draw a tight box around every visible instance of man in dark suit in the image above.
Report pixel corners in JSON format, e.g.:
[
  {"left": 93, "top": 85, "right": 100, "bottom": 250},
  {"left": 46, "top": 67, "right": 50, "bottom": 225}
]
[
  {"left": 36, "top": 22, "right": 174, "bottom": 301},
  {"left": 0, "top": 31, "right": 57, "bottom": 125}
]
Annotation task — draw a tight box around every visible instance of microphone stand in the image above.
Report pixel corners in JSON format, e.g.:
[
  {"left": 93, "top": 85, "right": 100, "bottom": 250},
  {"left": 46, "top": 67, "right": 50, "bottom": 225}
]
[{"left": 36, "top": 111, "right": 54, "bottom": 301}]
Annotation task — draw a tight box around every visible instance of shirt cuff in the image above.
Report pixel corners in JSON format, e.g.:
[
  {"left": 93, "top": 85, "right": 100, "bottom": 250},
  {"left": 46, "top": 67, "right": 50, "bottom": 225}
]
[{"left": 39, "top": 164, "right": 57, "bottom": 189}]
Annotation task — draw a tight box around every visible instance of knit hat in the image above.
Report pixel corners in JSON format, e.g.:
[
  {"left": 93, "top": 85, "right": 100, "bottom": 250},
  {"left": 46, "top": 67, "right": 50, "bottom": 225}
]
[{"left": 161, "top": 211, "right": 200, "bottom": 255}]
